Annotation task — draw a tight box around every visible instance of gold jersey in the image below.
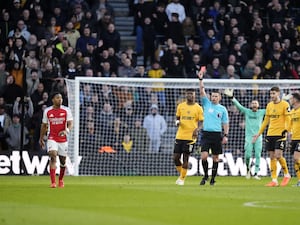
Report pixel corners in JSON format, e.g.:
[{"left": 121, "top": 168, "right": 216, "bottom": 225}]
[
  {"left": 259, "top": 100, "right": 290, "bottom": 136},
  {"left": 288, "top": 107, "right": 300, "bottom": 140},
  {"left": 175, "top": 102, "right": 204, "bottom": 141}
]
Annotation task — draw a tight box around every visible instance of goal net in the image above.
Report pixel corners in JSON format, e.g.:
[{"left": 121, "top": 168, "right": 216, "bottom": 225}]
[{"left": 65, "top": 78, "right": 300, "bottom": 176}]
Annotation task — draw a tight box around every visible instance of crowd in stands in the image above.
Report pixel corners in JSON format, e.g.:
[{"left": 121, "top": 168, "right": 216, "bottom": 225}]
[{"left": 0, "top": 0, "right": 299, "bottom": 153}]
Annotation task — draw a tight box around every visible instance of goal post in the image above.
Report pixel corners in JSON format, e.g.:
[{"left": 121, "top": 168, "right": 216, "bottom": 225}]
[{"left": 65, "top": 77, "right": 300, "bottom": 176}]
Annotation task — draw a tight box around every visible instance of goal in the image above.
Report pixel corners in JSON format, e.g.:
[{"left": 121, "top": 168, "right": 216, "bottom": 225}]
[{"left": 65, "top": 78, "right": 300, "bottom": 176}]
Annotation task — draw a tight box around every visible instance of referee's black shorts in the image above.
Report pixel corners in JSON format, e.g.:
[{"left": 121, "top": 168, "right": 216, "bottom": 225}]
[{"left": 201, "top": 131, "right": 223, "bottom": 155}]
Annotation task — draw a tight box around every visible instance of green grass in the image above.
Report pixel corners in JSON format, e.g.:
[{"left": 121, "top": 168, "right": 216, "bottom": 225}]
[{"left": 0, "top": 176, "right": 299, "bottom": 225}]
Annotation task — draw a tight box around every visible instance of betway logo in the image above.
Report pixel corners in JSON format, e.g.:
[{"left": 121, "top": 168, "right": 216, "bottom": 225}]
[
  {"left": 187, "top": 153, "right": 282, "bottom": 176},
  {"left": 0, "top": 151, "right": 81, "bottom": 175}
]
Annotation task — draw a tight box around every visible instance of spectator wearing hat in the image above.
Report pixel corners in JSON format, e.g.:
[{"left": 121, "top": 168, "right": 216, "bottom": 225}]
[
  {"left": 5, "top": 113, "right": 29, "bottom": 150},
  {"left": 143, "top": 104, "right": 167, "bottom": 153}
]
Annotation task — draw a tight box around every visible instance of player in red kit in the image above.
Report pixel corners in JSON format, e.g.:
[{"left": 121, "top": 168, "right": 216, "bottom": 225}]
[{"left": 39, "top": 92, "right": 73, "bottom": 188}]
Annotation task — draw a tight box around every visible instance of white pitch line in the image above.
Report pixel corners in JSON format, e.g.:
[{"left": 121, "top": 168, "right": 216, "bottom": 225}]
[{"left": 243, "top": 200, "right": 299, "bottom": 209}]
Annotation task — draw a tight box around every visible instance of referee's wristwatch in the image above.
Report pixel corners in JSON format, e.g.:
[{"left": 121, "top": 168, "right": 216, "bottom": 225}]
[{"left": 223, "top": 134, "right": 228, "bottom": 137}]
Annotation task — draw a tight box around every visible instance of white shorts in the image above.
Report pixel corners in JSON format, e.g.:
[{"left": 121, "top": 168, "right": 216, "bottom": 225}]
[{"left": 47, "top": 140, "right": 68, "bottom": 157}]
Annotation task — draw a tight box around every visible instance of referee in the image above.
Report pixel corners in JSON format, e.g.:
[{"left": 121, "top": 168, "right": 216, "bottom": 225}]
[{"left": 197, "top": 69, "right": 229, "bottom": 185}]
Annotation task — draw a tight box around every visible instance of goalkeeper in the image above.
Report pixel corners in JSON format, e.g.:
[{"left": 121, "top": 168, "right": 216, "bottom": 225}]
[{"left": 224, "top": 89, "right": 265, "bottom": 179}]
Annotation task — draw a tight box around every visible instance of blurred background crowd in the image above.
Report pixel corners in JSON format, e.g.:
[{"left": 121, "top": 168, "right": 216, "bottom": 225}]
[{"left": 0, "top": 0, "right": 299, "bottom": 153}]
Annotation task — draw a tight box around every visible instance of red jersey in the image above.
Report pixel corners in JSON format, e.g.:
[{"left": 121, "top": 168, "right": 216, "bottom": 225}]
[{"left": 42, "top": 105, "right": 73, "bottom": 143}]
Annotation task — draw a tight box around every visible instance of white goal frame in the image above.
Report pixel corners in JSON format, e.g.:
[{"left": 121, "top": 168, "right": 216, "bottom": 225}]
[{"left": 66, "top": 77, "right": 300, "bottom": 176}]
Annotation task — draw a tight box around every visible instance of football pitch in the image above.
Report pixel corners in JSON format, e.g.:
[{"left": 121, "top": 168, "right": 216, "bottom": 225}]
[{"left": 0, "top": 176, "right": 299, "bottom": 225}]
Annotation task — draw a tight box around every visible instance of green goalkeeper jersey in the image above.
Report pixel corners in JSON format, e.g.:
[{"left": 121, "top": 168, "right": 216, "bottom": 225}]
[{"left": 232, "top": 98, "right": 265, "bottom": 138}]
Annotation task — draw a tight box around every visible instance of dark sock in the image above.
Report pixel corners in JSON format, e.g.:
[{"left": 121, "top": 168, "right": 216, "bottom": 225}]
[
  {"left": 202, "top": 160, "right": 208, "bottom": 178},
  {"left": 211, "top": 161, "right": 218, "bottom": 180}
]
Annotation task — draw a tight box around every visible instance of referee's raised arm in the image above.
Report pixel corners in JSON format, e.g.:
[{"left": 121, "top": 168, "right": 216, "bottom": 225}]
[{"left": 197, "top": 68, "right": 206, "bottom": 97}]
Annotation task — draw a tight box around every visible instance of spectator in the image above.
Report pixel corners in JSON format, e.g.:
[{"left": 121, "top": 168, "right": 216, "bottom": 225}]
[
  {"left": 91, "top": 0, "right": 115, "bottom": 19},
  {"left": 0, "top": 75, "right": 23, "bottom": 109},
  {"left": 0, "top": 11, "right": 14, "bottom": 46},
  {"left": 7, "top": 37, "right": 26, "bottom": 87},
  {"left": 198, "top": 23, "right": 224, "bottom": 58},
  {"left": 75, "top": 26, "right": 97, "bottom": 56},
  {"left": 26, "top": 68, "right": 40, "bottom": 96},
  {"left": 5, "top": 114, "right": 29, "bottom": 150},
  {"left": 98, "top": 102, "right": 116, "bottom": 147},
  {"left": 120, "top": 105, "right": 136, "bottom": 130},
  {"left": 0, "top": 61, "right": 8, "bottom": 89},
  {"left": 25, "top": 34, "right": 39, "bottom": 54},
  {"left": 81, "top": 105, "right": 96, "bottom": 124},
  {"left": 241, "top": 60, "right": 256, "bottom": 79},
  {"left": 101, "top": 23, "right": 121, "bottom": 53},
  {"left": 186, "top": 53, "right": 203, "bottom": 78},
  {"left": 41, "top": 62, "right": 59, "bottom": 93},
  {"left": 166, "top": 13, "right": 184, "bottom": 45},
  {"left": 142, "top": 17, "right": 156, "bottom": 67},
  {"left": 182, "top": 16, "right": 196, "bottom": 37},
  {"left": 97, "top": 12, "right": 114, "bottom": 36},
  {"left": 51, "top": 5, "right": 67, "bottom": 29},
  {"left": 118, "top": 57, "right": 135, "bottom": 77},
  {"left": 205, "top": 57, "right": 226, "bottom": 79},
  {"left": 152, "top": 2, "right": 168, "bottom": 38},
  {"left": 121, "top": 133, "right": 133, "bottom": 153},
  {"left": 147, "top": 61, "right": 166, "bottom": 108},
  {"left": 264, "top": 50, "right": 286, "bottom": 79},
  {"left": 0, "top": 104, "right": 12, "bottom": 150},
  {"left": 114, "top": 86, "right": 133, "bottom": 113},
  {"left": 221, "top": 65, "right": 240, "bottom": 79},
  {"left": 61, "top": 46, "right": 77, "bottom": 74},
  {"left": 80, "top": 83, "right": 94, "bottom": 107},
  {"left": 229, "top": 42, "right": 248, "bottom": 71},
  {"left": 130, "top": 117, "right": 149, "bottom": 152},
  {"left": 134, "top": 65, "right": 147, "bottom": 78},
  {"left": 30, "top": 82, "right": 46, "bottom": 112},
  {"left": 166, "top": 55, "right": 184, "bottom": 78},
  {"left": 143, "top": 104, "right": 167, "bottom": 153},
  {"left": 160, "top": 42, "right": 182, "bottom": 72},
  {"left": 99, "top": 61, "right": 114, "bottom": 77},
  {"left": 165, "top": 0, "right": 186, "bottom": 23},
  {"left": 13, "top": 96, "right": 34, "bottom": 130},
  {"left": 206, "top": 41, "right": 228, "bottom": 66},
  {"left": 64, "top": 21, "right": 81, "bottom": 49},
  {"left": 133, "top": 0, "right": 154, "bottom": 53},
  {"left": 250, "top": 17, "right": 267, "bottom": 47},
  {"left": 227, "top": 54, "right": 242, "bottom": 77},
  {"left": 8, "top": 19, "right": 30, "bottom": 42},
  {"left": 98, "top": 84, "right": 118, "bottom": 111},
  {"left": 80, "top": 10, "right": 97, "bottom": 34},
  {"left": 80, "top": 120, "right": 97, "bottom": 154},
  {"left": 64, "top": 61, "right": 78, "bottom": 79}
]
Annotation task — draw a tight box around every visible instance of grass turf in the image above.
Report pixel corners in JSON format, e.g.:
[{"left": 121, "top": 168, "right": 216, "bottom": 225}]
[{"left": 0, "top": 176, "right": 299, "bottom": 225}]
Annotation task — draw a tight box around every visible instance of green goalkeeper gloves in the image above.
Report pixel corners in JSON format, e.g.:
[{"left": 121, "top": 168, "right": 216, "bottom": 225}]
[
  {"left": 282, "top": 93, "right": 292, "bottom": 101},
  {"left": 224, "top": 89, "right": 234, "bottom": 99}
]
